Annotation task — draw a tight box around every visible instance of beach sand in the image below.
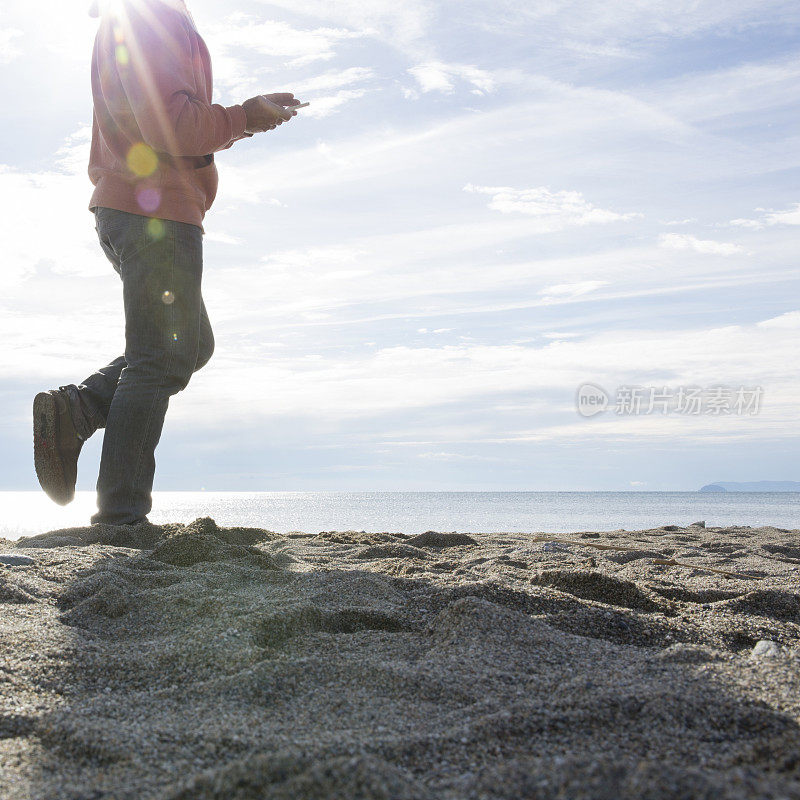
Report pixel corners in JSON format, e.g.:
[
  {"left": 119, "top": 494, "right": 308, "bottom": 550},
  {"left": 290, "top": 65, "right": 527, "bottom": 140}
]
[{"left": 1, "top": 517, "right": 799, "bottom": 799}]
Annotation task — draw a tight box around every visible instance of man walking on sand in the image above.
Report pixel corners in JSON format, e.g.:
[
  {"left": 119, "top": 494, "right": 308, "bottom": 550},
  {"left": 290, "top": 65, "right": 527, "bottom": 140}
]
[{"left": 33, "top": 0, "right": 301, "bottom": 525}]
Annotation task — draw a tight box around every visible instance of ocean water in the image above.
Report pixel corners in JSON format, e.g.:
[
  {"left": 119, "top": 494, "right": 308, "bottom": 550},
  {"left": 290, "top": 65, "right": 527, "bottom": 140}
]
[{"left": 0, "top": 491, "right": 797, "bottom": 541}]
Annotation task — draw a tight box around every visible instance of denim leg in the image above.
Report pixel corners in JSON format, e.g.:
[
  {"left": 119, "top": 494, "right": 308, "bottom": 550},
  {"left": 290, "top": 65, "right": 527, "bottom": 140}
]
[
  {"left": 72, "top": 301, "right": 213, "bottom": 439},
  {"left": 73, "top": 356, "right": 126, "bottom": 435},
  {"left": 196, "top": 300, "right": 215, "bottom": 371},
  {"left": 89, "top": 208, "right": 209, "bottom": 525}
]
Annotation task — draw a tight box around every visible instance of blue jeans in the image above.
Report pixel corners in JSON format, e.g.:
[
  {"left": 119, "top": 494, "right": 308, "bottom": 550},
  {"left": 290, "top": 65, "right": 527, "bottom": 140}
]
[{"left": 72, "top": 207, "right": 213, "bottom": 525}]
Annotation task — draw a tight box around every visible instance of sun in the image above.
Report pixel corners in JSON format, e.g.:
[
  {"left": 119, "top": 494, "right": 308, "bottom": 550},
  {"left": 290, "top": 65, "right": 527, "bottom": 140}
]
[{"left": 89, "top": 0, "right": 187, "bottom": 17}]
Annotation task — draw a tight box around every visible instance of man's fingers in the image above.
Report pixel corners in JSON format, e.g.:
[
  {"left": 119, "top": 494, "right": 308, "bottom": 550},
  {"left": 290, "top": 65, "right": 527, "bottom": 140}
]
[
  {"left": 245, "top": 92, "right": 298, "bottom": 132},
  {"left": 261, "top": 97, "right": 293, "bottom": 121},
  {"left": 262, "top": 92, "right": 301, "bottom": 111},
  {"left": 268, "top": 92, "right": 296, "bottom": 104}
]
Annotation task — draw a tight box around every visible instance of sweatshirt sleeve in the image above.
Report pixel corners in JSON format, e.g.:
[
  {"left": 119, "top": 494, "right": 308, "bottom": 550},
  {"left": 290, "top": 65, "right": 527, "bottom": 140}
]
[{"left": 112, "top": 3, "right": 246, "bottom": 157}]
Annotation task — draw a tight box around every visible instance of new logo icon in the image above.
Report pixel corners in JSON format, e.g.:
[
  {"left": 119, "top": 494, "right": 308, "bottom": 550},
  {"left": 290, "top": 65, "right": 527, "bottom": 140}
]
[{"left": 575, "top": 383, "right": 609, "bottom": 417}]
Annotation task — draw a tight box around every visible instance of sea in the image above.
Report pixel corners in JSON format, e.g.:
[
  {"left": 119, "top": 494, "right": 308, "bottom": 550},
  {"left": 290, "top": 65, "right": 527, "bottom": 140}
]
[{"left": 0, "top": 491, "right": 798, "bottom": 541}]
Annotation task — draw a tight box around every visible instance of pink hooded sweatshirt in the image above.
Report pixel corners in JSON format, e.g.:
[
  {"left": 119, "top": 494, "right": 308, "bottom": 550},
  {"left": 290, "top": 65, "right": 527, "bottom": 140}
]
[{"left": 88, "top": 0, "right": 251, "bottom": 231}]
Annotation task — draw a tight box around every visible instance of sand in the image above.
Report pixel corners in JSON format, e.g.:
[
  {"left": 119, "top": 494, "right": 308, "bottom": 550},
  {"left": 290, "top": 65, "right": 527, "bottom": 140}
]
[{"left": 1, "top": 517, "right": 799, "bottom": 799}]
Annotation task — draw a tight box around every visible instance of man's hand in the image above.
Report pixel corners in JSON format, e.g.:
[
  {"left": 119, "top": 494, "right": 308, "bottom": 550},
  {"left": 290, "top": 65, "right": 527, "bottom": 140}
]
[{"left": 242, "top": 93, "right": 301, "bottom": 134}]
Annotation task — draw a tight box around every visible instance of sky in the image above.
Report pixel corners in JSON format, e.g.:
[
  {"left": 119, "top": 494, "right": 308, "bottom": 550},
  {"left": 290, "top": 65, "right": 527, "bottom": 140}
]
[{"left": 0, "top": 0, "right": 799, "bottom": 492}]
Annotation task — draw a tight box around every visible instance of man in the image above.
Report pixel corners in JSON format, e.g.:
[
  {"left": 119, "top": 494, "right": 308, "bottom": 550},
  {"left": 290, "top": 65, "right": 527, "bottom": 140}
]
[{"left": 32, "top": 0, "right": 300, "bottom": 525}]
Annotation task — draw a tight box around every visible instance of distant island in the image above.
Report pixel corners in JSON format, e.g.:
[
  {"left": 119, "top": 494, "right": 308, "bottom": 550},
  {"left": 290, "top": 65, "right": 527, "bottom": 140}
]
[{"left": 699, "top": 481, "right": 800, "bottom": 492}]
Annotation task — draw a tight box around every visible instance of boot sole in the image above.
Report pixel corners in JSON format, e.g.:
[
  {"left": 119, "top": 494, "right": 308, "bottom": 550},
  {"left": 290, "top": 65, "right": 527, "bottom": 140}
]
[{"left": 33, "top": 392, "right": 72, "bottom": 506}]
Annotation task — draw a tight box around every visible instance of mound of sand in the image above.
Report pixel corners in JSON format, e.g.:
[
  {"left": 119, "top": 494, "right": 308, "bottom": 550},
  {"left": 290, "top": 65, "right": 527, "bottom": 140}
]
[{"left": 1, "top": 519, "right": 799, "bottom": 799}]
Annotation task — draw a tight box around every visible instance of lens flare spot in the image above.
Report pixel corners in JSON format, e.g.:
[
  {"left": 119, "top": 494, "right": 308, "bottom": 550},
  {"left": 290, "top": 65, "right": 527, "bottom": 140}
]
[
  {"left": 113, "top": 25, "right": 124, "bottom": 44},
  {"left": 127, "top": 143, "right": 158, "bottom": 177},
  {"left": 147, "top": 218, "right": 165, "bottom": 241},
  {"left": 173, "top": 333, "right": 179, "bottom": 341},
  {"left": 162, "top": 291, "right": 175, "bottom": 305},
  {"left": 115, "top": 44, "right": 129, "bottom": 66},
  {"left": 136, "top": 187, "right": 161, "bottom": 213}
]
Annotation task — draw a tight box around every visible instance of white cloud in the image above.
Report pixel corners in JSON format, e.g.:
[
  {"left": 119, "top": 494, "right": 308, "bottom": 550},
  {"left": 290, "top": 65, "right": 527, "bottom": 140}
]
[
  {"left": 408, "top": 63, "right": 454, "bottom": 93},
  {"left": 198, "top": 13, "right": 370, "bottom": 97},
  {"left": 303, "top": 89, "right": 369, "bottom": 118},
  {"left": 205, "top": 231, "right": 242, "bottom": 245},
  {"left": 417, "top": 451, "right": 501, "bottom": 461},
  {"left": 53, "top": 125, "right": 92, "bottom": 174},
  {"left": 2, "top": 0, "right": 798, "bottom": 488},
  {"left": 408, "top": 62, "right": 496, "bottom": 94},
  {"left": 765, "top": 205, "right": 800, "bottom": 225},
  {"left": 1, "top": 0, "right": 98, "bottom": 61},
  {"left": 757, "top": 310, "right": 800, "bottom": 330},
  {"left": 560, "top": 40, "right": 638, "bottom": 60},
  {"left": 540, "top": 281, "right": 608, "bottom": 304},
  {"left": 166, "top": 314, "right": 800, "bottom": 444},
  {"left": 729, "top": 203, "right": 800, "bottom": 230},
  {"left": 0, "top": 126, "right": 103, "bottom": 279},
  {"left": 0, "top": 125, "right": 127, "bottom": 381},
  {"left": 292, "top": 67, "right": 376, "bottom": 94},
  {"left": 250, "top": 0, "right": 433, "bottom": 56},
  {"left": 728, "top": 217, "right": 764, "bottom": 230},
  {"left": 658, "top": 233, "right": 744, "bottom": 256},
  {"left": 473, "top": 0, "right": 800, "bottom": 49},
  {"left": 661, "top": 218, "right": 697, "bottom": 226},
  {"left": 645, "top": 56, "right": 800, "bottom": 126},
  {"left": 204, "top": 14, "right": 366, "bottom": 63},
  {"left": 245, "top": 0, "right": 798, "bottom": 64},
  {"left": 214, "top": 77, "right": 718, "bottom": 215},
  {"left": 261, "top": 244, "right": 368, "bottom": 272},
  {"left": 464, "top": 184, "right": 640, "bottom": 227},
  {"left": 0, "top": 26, "right": 22, "bottom": 63},
  {"left": 196, "top": 208, "right": 786, "bottom": 340}
]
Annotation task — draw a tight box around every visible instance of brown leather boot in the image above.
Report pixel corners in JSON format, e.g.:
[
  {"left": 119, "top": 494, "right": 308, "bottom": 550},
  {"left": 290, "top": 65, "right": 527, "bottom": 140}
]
[{"left": 33, "top": 387, "right": 85, "bottom": 505}]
